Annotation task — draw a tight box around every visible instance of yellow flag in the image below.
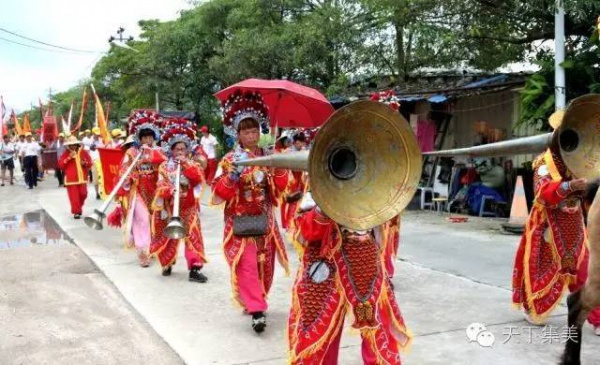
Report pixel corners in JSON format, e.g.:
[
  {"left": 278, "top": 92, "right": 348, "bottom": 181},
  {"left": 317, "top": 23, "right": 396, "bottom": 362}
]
[
  {"left": 11, "top": 110, "right": 23, "bottom": 135},
  {"left": 23, "top": 113, "right": 31, "bottom": 133},
  {"left": 90, "top": 84, "right": 112, "bottom": 143}
]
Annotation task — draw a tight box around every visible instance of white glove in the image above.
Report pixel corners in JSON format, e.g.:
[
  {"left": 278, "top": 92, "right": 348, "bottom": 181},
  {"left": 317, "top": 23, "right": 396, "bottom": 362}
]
[{"left": 299, "top": 191, "right": 316, "bottom": 211}]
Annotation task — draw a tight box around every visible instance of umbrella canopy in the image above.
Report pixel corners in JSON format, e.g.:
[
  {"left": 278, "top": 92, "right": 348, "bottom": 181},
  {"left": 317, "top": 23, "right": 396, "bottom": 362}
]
[{"left": 214, "top": 78, "right": 334, "bottom": 129}]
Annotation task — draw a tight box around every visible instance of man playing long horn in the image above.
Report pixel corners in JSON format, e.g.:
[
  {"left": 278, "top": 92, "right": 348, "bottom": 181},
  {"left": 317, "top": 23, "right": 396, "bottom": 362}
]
[
  {"left": 512, "top": 110, "right": 600, "bottom": 332},
  {"left": 211, "top": 90, "right": 290, "bottom": 333},
  {"left": 116, "top": 111, "right": 166, "bottom": 267},
  {"left": 288, "top": 190, "right": 412, "bottom": 364},
  {"left": 150, "top": 118, "right": 207, "bottom": 282}
]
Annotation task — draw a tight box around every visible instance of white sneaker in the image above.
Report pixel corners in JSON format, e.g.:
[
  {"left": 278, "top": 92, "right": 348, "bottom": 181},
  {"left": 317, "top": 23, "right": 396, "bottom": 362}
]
[{"left": 594, "top": 326, "right": 600, "bottom": 336}]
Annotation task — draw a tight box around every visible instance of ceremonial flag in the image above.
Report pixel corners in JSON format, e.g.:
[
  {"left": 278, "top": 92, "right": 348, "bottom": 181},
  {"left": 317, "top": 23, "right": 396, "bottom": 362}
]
[
  {"left": 42, "top": 116, "right": 58, "bottom": 143},
  {"left": 67, "top": 99, "right": 74, "bottom": 132},
  {"left": 22, "top": 113, "right": 31, "bottom": 133},
  {"left": 61, "top": 116, "right": 69, "bottom": 134},
  {"left": 38, "top": 98, "right": 44, "bottom": 121},
  {"left": 90, "top": 84, "right": 111, "bottom": 143},
  {"left": 71, "top": 87, "right": 87, "bottom": 133},
  {"left": 11, "top": 109, "right": 23, "bottom": 135},
  {"left": 0, "top": 96, "right": 6, "bottom": 136},
  {"left": 97, "top": 147, "right": 124, "bottom": 198}
]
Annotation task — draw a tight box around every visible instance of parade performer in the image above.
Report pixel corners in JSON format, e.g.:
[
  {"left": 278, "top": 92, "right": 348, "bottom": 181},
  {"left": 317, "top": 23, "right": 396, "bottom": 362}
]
[
  {"left": 288, "top": 193, "right": 412, "bottom": 364},
  {"left": 150, "top": 118, "right": 208, "bottom": 282},
  {"left": 512, "top": 111, "right": 600, "bottom": 331},
  {"left": 191, "top": 142, "right": 208, "bottom": 170},
  {"left": 280, "top": 132, "right": 308, "bottom": 231},
  {"left": 211, "top": 90, "right": 289, "bottom": 333},
  {"left": 57, "top": 136, "right": 93, "bottom": 219},
  {"left": 200, "top": 126, "right": 219, "bottom": 185},
  {"left": 117, "top": 110, "right": 166, "bottom": 267}
]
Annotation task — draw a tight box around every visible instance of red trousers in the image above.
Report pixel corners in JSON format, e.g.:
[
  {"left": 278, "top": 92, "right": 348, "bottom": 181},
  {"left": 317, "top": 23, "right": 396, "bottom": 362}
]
[
  {"left": 66, "top": 184, "right": 88, "bottom": 215},
  {"left": 236, "top": 241, "right": 275, "bottom": 313},
  {"left": 205, "top": 158, "right": 217, "bottom": 184},
  {"left": 320, "top": 316, "right": 392, "bottom": 365}
]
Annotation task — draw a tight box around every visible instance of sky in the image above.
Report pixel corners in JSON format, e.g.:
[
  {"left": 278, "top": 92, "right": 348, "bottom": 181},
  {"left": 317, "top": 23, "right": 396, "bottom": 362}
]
[{"left": 0, "top": 0, "right": 194, "bottom": 114}]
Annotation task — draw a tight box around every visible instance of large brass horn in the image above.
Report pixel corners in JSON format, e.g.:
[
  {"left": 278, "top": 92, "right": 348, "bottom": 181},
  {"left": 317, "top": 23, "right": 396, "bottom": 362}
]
[
  {"left": 235, "top": 100, "right": 422, "bottom": 230},
  {"left": 84, "top": 150, "right": 144, "bottom": 230},
  {"left": 164, "top": 161, "right": 186, "bottom": 239},
  {"left": 424, "top": 94, "right": 600, "bottom": 180}
]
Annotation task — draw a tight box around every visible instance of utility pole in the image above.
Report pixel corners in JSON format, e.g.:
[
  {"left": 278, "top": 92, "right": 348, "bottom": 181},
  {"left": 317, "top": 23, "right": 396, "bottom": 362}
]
[{"left": 555, "top": 0, "right": 566, "bottom": 110}]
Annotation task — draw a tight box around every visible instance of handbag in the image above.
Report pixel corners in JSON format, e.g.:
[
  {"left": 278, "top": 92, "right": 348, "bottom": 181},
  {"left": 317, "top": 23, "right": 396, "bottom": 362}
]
[{"left": 233, "top": 214, "right": 268, "bottom": 237}]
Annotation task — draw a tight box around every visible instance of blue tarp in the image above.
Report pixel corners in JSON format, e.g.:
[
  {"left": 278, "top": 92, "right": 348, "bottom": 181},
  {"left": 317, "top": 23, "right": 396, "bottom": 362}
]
[
  {"left": 464, "top": 75, "right": 508, "bottom": 88},
  {"left": 397, "top": 94, "right": 447, "bottom": 103}
]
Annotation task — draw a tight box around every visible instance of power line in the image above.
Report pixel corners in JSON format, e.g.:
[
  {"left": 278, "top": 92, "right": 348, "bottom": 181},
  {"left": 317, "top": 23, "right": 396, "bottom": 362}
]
[
  {"left": 0, "top": 35, "right": 84, "bottom": 54},
  {"left": 0, "top": 27, "right": 100, "bottom": 54}
]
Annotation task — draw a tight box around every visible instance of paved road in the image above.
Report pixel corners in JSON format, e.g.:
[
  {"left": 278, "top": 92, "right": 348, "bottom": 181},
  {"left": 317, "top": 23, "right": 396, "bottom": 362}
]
[{"left": 1, "top": 177, "right": 599, "bottom": 365}]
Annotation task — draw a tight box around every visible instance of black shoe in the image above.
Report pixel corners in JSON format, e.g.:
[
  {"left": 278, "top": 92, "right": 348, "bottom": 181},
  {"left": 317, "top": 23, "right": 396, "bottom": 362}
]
[
  {"left": 96, "top": 193, "right": 101, "bottom": 200},
  {"left": 162, "top": 266, "right": 172, "bottom": 276},
  {"left": 189, "top": 267, "right": 208, "bottom": 283},
  {"left": 251, "top": 312, "right": 267, "bottom": 333},
  {"left": 74, "top": 214, "right": 81, "bottom": 219}
]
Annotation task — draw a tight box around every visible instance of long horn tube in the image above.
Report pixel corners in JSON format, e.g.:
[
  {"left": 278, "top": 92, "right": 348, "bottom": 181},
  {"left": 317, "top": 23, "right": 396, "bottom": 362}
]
[
  {"left": 234, "top": 150, "right": 310, "bottom": 171},
  {"left": 164, "top": 161, "right": 186, "bottom": 239},
  {"left": 423, "top": 133, "right": 553, "bottom": 158},
  {"left": 84, "top": 150, "right": 143, "bottom": 230}
]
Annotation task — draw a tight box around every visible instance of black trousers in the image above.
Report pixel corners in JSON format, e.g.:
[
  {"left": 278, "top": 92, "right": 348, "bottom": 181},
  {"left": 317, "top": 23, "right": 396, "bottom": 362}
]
[
  {"left": 23, "top": 155, "right": 38, "bottom": 188},
  {"left": 56, "top": 169, "right": 64, "bottom": 186}
]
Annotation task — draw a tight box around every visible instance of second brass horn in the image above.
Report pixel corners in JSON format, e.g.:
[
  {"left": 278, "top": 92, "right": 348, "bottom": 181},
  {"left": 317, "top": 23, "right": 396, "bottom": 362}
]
[
  {"left": 164, "top": 161, "right": 186, "bottom": 239},
  {"left": 235, "top": 100, "right": 422, "bottom": 230},
  {"left": 84, "top": 150, "right": 144, "bottom": 230},
  {"left": 424, "top": 94, "right": 600, "bottom": 180}
]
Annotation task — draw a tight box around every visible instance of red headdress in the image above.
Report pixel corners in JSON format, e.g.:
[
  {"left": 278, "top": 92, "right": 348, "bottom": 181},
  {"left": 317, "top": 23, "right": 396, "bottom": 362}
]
[
  {"left": 161, "top": 117, "right": 197, "bottom": 151},
  {"left": 221, "top": 90, "right": 270, "bottom": 138},
  {"left": 370, "top": 90, "right": 400, "bottom": 111},
  {"left": 127, "top": 109, "right": 163, "bottom": 143}
]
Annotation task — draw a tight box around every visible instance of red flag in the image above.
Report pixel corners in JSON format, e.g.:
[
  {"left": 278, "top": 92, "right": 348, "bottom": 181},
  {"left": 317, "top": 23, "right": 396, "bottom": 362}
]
[
  {"left": 42, "top": 116, "right": 58, "bottom": 143},
  {"left": 71, "top": 87, "right": 88, "bottom": 133},
  {"left": 0, "top": 96, "right": 5, "bottom": 136},
  {"left": 97, "top": 147, "right": 125, "bottom": 197}
]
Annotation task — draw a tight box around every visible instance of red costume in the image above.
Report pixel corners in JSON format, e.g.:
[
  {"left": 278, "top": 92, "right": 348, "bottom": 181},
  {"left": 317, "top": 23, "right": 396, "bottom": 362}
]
[
  {"left": 114, "top": 111, "right": 166, "bottom": 267},
  {"left": 150, "top": 158, "right": 206, "bottom": 269},
  {"left": 382, "top": 215, "right": 401, "bottom": 278},
  {"left": 512, "top": 149, "right": 600, "bottom": 325},
  {"left": 289, "top": 207, "right": 412, "bottom": 364},
  {"left": 58, "top": 146, "right": 92, "bottom": 215},
  {"left": 281, "top": 167, "right": 307, "bottom": 231},
  {"left": 211, "top": 146, "right": 290, "bottom": 312}
]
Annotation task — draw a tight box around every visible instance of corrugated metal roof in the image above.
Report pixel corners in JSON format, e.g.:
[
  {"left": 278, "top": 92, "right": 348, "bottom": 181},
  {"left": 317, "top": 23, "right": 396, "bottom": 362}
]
[{"left": 464, "top": 75, "right": 509, "bottom": 88}]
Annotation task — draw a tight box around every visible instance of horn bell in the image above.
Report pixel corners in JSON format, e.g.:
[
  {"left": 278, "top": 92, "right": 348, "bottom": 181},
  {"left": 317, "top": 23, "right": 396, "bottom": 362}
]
[
  {"left": 558, "top": 94, "right": 600, "bottom": 180},
  {"left": 310, "top": 100, "right": 421, "bottom": 230}
]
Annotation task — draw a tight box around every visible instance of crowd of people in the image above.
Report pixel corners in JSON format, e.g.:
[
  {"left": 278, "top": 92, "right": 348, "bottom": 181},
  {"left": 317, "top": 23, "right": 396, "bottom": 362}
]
[{"left": 2, "top": 88, "right": 600, "bottom": 364}]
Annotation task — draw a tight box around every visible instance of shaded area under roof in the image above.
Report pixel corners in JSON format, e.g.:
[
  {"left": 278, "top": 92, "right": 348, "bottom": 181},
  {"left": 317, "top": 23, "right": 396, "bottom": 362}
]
[{"left": 329, "top": 72, "right": 527, "bottom": 109}]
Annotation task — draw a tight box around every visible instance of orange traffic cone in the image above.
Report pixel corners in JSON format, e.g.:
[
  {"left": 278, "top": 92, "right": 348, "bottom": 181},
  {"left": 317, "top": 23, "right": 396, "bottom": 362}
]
[{"left": 502, "top": 176, "right": 528, "bottom": 234}]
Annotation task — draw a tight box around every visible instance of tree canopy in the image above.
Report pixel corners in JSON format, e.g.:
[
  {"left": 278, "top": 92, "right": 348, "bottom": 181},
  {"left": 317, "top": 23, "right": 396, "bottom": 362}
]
[{"left": 24, "top": 0, "right": 600, "bottom": 133}]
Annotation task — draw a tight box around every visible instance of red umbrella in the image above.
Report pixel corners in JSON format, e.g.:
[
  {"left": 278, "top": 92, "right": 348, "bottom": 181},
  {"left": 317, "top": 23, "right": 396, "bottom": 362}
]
[{"left": 214, "top": 78, "right": 334, "bottom": 129}]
